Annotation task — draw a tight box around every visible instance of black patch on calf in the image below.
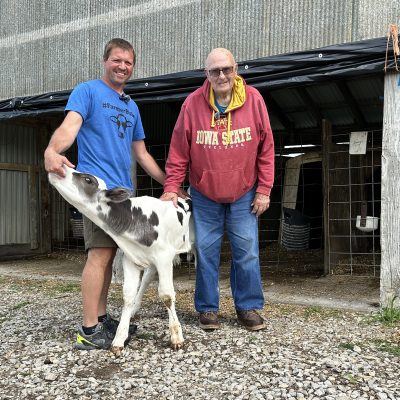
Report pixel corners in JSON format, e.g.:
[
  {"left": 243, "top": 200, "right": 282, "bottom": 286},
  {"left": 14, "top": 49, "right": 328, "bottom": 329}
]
[
  {"left": 185, "top": 199, "right": 192, "bottom": 212},
  {"left": 176, "top": 211, "right": 183, "bottom": 225},
  {"left": 177, "top": 199, "right": 192, "bottom": 213},
  {"left": 100, "top": 201, "right": 159, "bottom": 246},
  {"left": 148, "top": 211, "right": 159, "bottom": 226}
]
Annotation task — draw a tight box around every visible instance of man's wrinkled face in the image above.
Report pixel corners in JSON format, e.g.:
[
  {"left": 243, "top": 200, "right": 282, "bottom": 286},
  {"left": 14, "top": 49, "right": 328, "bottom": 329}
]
[{"left": 205, "top": 50, "right": 237, "bottom": 98}]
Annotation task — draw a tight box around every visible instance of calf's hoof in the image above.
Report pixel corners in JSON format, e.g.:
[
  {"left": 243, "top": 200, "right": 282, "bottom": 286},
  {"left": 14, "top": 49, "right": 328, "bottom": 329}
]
[
  {"left": 110, "top": 345, "right": 124, "bottom": 357},
  {"left": 171, "top": 341, "right": 184, "bottom": 351}
]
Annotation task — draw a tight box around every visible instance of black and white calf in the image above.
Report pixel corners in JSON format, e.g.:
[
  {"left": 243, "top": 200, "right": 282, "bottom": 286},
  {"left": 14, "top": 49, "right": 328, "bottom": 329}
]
[{"left": 48, "top": 166, "right": 194, "bottom": 355}]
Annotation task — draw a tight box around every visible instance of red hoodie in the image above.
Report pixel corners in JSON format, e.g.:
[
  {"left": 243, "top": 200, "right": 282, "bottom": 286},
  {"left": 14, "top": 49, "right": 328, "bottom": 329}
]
[{"left": 164, "top": 76, "right": 274, "bottom": 203}]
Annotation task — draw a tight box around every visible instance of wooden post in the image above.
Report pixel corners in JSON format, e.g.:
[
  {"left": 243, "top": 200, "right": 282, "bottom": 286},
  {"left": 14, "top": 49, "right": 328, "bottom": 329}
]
[
  {"left": 28, "top": 165, "right": 38, "bottom": 250},
  {"left": 322, "top": 119, "right": 332, "bottom": 275},
  {"left": 39, "top": 126, "right": 52, "bottom": 253},
  {"left": 381, "top": 72, "right": 400, "bottom": 308}
]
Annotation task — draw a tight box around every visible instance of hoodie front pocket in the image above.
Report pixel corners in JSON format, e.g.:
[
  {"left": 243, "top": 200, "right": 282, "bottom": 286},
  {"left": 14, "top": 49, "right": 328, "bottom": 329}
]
[{"left": 196, "top": 169, "right": 248, "bottom": 203}]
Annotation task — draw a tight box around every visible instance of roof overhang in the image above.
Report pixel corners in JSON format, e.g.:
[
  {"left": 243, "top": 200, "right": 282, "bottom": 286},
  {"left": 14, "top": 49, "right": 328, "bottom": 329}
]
[{"left": 0, "top": 36, "right": 398, "bottom": 120}]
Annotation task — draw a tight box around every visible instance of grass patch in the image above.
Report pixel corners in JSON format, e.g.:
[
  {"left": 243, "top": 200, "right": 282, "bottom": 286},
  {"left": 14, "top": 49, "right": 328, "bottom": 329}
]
[
  {"left": 277, "top": 305, "right": 297, "bottom": 316},
  {"left": 380, "top": 302, "right": 400, "bottom": 324},
  {"left": 0, "top": 276, "right": 8, "bottom": 285},
  {"left": 366, "top": 297, "right": 400, "bottom": 325},
  {"left": 339, "top": 342, "right": 355, "bottom": 351},
  {"left": 56, "top": 282, "right": 80, "bottom": 293},
  {"left": 344, "top": 373, "right": 359, "bottom": 385},
  {"left": 304, "top": 305, "right": 323, "bottom": 318},
  {"left": 12, "top": 301, "right": 30, "bottom": 310},
  {"left": 303, "top": 305, "right": 342, "bottom": 319},
  {"left": 371, "top": 339, "right": 400, "bottom": 356},
  {"left": 41, "top": 281, "right": 81, "bottom": 296}
]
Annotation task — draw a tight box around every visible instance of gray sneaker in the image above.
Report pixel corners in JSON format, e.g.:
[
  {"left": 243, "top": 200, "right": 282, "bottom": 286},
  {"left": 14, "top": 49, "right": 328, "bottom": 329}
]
[
  {"left": 74, "top": 323, "right": 112, "bottom": 350},
  {"left": 102, "top": 314, "right": 137, "bottom": 339}
]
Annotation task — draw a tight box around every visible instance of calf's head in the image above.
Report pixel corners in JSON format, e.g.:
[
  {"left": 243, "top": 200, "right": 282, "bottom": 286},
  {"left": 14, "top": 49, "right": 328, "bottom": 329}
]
[{"left": 48, "top": 165, "right": 131, "bottom": 216}]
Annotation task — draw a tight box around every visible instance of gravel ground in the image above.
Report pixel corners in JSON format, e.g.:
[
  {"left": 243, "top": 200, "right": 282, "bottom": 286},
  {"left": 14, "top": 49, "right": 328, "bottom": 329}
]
[{"left": 0, "top": 274, "right": 399, "bottom": 400}]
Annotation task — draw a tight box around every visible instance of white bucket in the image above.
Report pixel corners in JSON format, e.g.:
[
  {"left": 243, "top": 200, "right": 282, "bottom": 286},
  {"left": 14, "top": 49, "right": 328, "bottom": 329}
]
[{"left": 356, "top": 215, "right": 379, "bottom": 232}]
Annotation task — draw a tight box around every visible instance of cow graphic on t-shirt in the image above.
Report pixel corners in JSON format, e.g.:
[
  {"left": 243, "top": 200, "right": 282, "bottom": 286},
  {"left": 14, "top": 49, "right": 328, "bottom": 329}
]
[{"left": 110, "top": 114, "right": 133, "bottom": 138}]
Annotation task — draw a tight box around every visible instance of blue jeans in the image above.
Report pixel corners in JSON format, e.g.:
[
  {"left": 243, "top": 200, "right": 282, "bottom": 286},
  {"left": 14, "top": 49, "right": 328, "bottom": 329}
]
[{"left": 191, "top": 186, "right": 264, "bottom": 312}]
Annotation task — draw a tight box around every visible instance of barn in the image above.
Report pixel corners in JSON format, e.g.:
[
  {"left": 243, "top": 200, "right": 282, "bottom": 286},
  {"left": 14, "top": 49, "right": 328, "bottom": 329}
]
[{"left": 0, "top": 1, "right": 399, "bottom": 307}]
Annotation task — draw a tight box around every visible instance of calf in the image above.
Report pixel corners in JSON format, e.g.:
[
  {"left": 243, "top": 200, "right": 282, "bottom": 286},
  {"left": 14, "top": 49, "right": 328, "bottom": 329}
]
[{"left": 48, "top": 166, "right": 194, "bottom": 355}]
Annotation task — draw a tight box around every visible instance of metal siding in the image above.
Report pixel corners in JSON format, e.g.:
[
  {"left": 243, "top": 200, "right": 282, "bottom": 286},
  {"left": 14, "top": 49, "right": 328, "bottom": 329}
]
[
  {"left": 0, "top": 124, "right": 38, "bottom": 245},
  {"left": 289, "top": 111, "right": 318, "bottom": 130},
  {"left": 0, "top": 124, "right": 37, "bottom": 164},
  {"left": 355, "top": 0, "right": 400, "bottom": 39},
  {"left": 306, "top": 84, "right": 345, "bottom": 106},
  {"left": 272, "top": 89, "right": 306, "bottom": 109},
  {"left": 268, "top": 0, "right": 354, "bottom": 56},
  {"left": 0, "top": 170, "right": 30, "bottom": 244},
  {"left": 200, "top": 0, "right": 269, "bottom": 64},
  {"left": 324, "top": 107, "right": 355, "bottom": 126},
  {"left": 348, "top": 77, "right": 384, "bottom": 101},
  {"left": 1, "top": 0, "right": 399, "bottom": 100}
]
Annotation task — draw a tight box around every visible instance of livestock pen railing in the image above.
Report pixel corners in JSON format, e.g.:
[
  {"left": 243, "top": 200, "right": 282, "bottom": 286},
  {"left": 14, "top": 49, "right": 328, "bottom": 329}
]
[{"left": 50, "top": 129, "right": 382, "bottom": 278}]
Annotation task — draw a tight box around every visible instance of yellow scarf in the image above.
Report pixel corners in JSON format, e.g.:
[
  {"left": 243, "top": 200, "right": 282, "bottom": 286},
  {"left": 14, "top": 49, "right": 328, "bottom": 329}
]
[{"left": 209, "top": 75, "right": 246, "bottom": 134}]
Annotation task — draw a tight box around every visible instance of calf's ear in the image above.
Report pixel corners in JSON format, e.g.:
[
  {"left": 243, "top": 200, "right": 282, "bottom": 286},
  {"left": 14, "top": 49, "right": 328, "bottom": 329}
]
[{"left": 105, "top": 188, "right": 132, "bottom": 203}]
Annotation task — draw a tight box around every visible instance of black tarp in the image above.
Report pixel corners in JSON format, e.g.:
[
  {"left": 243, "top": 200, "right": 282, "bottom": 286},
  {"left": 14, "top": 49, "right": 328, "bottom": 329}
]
[{"left": 0, "top": 36, "right": 398, "bottom": 120}]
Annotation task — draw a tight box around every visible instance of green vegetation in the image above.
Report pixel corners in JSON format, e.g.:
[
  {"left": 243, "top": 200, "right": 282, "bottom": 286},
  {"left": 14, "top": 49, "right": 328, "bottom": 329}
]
[
  {"left": 339, "top": 342, "right": 355, "bottom": 351},
  {"left": 367, "top": 297, "right": 400, "bottom": 325},
  {"left": 304, "top": 305, "right": 323, "bottom": 318},
  {"left": 344, "top": 373, "right": 358, "bottom": 385},
  {"left": 55, "top": 282, "right": 80, "bottom": 293},
  {"left": 12, "top": 301, "right": 30, "bottom": 310},
  {"left": 303, "top": 305, "right": 342, "bottom": 319},
  {"left": 371, "top": 339, "right": 400, "bottom": 356}
]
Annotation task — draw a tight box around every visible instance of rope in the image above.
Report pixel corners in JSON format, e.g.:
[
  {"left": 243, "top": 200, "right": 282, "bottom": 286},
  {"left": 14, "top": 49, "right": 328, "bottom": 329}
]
[{"left": 384, "top": 24, "right": 399, "bottom": 72}]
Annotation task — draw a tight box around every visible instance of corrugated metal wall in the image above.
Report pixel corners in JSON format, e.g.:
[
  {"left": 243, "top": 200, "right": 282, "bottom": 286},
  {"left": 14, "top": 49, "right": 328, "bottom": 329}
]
[
  {"left": 0, "top": 169, "right": 30, "bottom": 244},
  {"left": 0, "top": 124, "right": 38, "bottom": 245},
  {"left": 0, "top": 0, "right": 398, "bottom": 100},
  {"left": 0, "top": 124, "right": 38, "bottom": 165}
]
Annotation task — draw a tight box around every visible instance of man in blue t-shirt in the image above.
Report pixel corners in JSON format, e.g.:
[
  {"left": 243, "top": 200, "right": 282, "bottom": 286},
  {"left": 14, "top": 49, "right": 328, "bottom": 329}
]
[{"left": 44, "top": 38, "right": 167, "bottom": 350}]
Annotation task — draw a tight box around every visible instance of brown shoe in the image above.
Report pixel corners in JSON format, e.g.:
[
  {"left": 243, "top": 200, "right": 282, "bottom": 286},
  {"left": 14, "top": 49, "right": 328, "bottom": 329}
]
[
  {"left": 236, "top": 310, "right": 265, "bottom": 331},
  {"left": 199, "top": 312, "right": 220, "bottom": 330}
]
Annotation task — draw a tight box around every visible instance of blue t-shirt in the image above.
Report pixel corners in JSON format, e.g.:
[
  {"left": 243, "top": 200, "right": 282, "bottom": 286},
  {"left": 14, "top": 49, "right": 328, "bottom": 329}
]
[{"left": 66, "top": 79, "right": 145, "bottom": 190}]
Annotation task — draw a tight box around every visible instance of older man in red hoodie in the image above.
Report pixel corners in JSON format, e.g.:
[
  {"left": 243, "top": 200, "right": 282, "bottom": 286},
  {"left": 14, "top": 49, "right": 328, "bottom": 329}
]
[{"left": 161, "top": 48, "right": 275, "bottom": 331}]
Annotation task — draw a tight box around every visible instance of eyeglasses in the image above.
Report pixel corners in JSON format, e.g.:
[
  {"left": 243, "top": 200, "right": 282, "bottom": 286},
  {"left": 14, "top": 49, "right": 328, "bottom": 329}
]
[{"left": 207, "top": 66, "right": 235, "bottom": 78}]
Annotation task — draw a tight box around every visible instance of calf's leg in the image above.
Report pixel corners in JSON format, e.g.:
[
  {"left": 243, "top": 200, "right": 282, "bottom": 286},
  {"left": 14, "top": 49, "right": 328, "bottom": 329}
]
[
  {"left": 157, "top": 260, "right": 184, "bottom": 350},
  {"left": 130, "top": 265, "right": 157, "bottom": 318},
  {"left": 111, "top": 256, "right": 141, "bottom": 356}
]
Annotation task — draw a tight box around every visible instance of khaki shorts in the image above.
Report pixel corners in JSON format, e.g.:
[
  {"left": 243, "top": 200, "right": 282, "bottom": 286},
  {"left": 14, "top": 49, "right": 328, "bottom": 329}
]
[{"left": 83, "top": 215, "right": 117, "bottom": 251}]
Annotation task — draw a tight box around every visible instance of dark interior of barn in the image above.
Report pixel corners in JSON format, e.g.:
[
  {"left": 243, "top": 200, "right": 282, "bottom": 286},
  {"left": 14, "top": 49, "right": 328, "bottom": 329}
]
[{"left": 1, "top": 37, "right": 389, "bottom": 280}]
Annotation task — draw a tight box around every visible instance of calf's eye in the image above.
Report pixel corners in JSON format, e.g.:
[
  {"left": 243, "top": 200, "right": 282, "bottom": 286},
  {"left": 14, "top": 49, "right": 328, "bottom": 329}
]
[{"left": 85, "top": 177, "right": 92, "bottom": 184}]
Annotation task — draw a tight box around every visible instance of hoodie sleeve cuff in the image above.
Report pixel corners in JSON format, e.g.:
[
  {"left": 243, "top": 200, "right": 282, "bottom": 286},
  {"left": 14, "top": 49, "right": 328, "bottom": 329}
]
[
  {"left": 256, "top": 186, "right": 272, "bottom": 196},
  {"left": 163, "top": 185, "right": 180, "bottom": 194}
]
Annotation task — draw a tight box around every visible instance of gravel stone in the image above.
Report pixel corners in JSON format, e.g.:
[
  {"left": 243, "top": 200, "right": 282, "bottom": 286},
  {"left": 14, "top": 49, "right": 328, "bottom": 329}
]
[{"left": 0, "top": 274, "right": 399, "bottom": 400}]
